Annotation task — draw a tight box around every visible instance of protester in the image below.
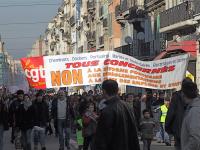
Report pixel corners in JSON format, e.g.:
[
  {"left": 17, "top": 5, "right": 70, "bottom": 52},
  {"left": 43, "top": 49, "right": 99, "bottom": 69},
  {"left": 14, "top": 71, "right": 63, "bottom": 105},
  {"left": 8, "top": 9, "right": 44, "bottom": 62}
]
[
  {"left": 181, "top": 81, "right": 200, "bottom": 150},
  {"left": 16, "top": 94, "right": 34, "bottom": 150},
  {"left": 32, "top": 91, "right": 49, "bottom": 150},
  {"left": 0, "top": 88, "right": 9, "bottom": 150},
  {"left": 9, "top": 90, "right": 24, "bottom": 147},
  {"left": 140, "top": 109, "right": 155, "bottom": 150},
  {"left": 51, "top": 89, "right": 74, "bottom": 150},
  {"left": 43, "top": 95, "right": 53, "bottom": 136},
  {"left": 165, "top": 78, "right": 193, "bottom": 150},
  {"left": 140, "top": 94, "right": 147, "bottom": 118},
  {"left": 133, "top": 94, "right": 141, "bottom": 129},
  {"left": 94, "top": 80, "right": 140, "bottom": 150},
  {"left": 82, "top": 102, "right": 97, "bottom": 150},
  {"left": 159, "top": 99, "right": 171, "bottom": 146},
  {"left": 76, "top": 117, "right": 84, "bottom": 150}
]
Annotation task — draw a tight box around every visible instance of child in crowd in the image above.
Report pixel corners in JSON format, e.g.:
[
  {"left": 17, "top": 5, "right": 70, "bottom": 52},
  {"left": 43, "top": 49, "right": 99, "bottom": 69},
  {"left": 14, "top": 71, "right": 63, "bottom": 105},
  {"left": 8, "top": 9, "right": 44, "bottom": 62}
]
[{"left": 140, "top": 109, "right": 155, "bottom": 150}]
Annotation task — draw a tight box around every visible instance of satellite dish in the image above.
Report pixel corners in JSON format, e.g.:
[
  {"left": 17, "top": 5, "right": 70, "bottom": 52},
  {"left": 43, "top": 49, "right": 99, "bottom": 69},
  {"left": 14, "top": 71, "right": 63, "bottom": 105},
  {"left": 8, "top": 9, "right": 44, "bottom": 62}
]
[
  {"left": 125, "top": 36, "right": 133, "bottom": 44},
  {"left": 137, "top": 32, "right": 145, "bottom": 40}
]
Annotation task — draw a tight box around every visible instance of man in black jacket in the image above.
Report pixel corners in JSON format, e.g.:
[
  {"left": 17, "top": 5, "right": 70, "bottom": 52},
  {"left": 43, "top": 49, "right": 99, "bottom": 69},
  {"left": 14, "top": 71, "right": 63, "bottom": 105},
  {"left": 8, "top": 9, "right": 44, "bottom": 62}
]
[
  {"left": 0, "top": 88, "right": 9, "bottom": 150},
  {"left": 32, "top": 91, "right": 49, "bottom": 150},
  {"left": 16, "top": 94, "right": 34, "bottom": 150},
  {"left": 165, "top": 78, "right": 192, "bottom": 150},
  {"left": 95, "top": 80, "right": 140, "bottom": 150},
  {"left": 9, "top": 90, "right": 24, "bottom": 144},
  {"left": 51, "top": 89, "right": 74, "bottom": 150}
]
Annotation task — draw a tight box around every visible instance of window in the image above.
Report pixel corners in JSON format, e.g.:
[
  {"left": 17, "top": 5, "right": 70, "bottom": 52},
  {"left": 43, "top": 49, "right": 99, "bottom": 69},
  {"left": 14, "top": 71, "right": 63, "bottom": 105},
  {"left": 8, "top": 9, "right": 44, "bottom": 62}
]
[{"left": 108, "top": 13, "right": 113, "bottom": 37}]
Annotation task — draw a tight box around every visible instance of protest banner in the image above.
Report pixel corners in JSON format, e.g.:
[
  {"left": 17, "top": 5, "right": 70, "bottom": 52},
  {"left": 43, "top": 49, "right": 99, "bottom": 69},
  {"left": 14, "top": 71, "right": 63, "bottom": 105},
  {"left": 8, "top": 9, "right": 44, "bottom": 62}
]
[{"left": 21, "top": 51, "right": 189, "bottom": 90}]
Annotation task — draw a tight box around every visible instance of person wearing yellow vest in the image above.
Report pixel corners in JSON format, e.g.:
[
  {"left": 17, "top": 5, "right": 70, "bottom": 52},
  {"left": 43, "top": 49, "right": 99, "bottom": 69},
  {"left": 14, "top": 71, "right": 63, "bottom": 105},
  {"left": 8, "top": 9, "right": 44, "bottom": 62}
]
[{"left": 160, "top": 99, "right": 171, "bottom": 146}]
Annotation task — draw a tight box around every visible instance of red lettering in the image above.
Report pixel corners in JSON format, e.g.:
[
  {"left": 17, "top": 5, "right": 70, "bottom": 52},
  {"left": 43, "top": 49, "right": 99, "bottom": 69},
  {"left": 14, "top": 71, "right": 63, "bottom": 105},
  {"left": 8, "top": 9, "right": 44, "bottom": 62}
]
[
  {"left": 151, "top": 68, "right": 161, "bottom": 74},
  {"left": 91, "top": 60, "right": 100, "bottom": 66},
  {"left": 142, "top": 69, "right": 151, "bottom": 73},
  {"left": 128, "top": 63, "right": 136, "bottom": 69},
  {"left": 65, "top": 63, "right": 73, "bottom": 68},
  {"left": 104, "top": 59, "right": 110, "bottom": 65},
  {"left": 110, "top": 60, "right": 119, "bottom": 65},
  {"left": 65, "top": 60, "right": 100, "bottom": 69},
  {"left": 168, "top": 65, "right": 175, "bottom": 72},
  {"left": 73, "top": 62, "right": 82, "bottom": 68},
  {"left": 161, "top": 66, "right": 168, "bottom": 73},
  {"left": 118, "top": 61, "right": 129, "bottom": 67}
]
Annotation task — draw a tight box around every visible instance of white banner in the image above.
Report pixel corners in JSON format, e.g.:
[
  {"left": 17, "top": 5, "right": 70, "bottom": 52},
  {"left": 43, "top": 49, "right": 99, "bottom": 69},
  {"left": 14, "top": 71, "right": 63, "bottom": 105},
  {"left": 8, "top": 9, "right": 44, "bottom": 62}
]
[{"left": 41, "top": 51, "right": 189, "bottom": 89}]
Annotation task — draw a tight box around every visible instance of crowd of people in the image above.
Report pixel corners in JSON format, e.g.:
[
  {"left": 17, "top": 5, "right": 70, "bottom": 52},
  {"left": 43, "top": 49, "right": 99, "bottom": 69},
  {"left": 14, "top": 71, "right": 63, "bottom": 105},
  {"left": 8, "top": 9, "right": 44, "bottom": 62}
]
[{"left": 0, "top": 79, "right": 199, "bottom": 150}]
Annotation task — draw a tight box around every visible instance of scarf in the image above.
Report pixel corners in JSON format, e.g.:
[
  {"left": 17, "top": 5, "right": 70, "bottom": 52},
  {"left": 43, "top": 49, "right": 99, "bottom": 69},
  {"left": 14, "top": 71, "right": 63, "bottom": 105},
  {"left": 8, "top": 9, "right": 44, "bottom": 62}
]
[{"left": 23, "top": 100, "right": 32, "bottom": 111}]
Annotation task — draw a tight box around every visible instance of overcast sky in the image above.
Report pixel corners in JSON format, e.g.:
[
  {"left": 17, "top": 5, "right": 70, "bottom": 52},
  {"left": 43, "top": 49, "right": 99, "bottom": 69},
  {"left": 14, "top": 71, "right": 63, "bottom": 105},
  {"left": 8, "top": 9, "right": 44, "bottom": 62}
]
[{"left": 0, "top": 0, "right": 62, "bottom": 59}]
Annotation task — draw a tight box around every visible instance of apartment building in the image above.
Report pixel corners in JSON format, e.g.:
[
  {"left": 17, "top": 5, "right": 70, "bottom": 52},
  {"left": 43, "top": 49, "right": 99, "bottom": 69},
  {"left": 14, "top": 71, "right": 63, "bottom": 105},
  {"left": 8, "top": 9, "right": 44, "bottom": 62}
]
[
  {"left": 28, "top": 36, "right": 47, "bottom": 57},
  {"left": 0, "top": 38, "right": 26, "bottom": 88}
]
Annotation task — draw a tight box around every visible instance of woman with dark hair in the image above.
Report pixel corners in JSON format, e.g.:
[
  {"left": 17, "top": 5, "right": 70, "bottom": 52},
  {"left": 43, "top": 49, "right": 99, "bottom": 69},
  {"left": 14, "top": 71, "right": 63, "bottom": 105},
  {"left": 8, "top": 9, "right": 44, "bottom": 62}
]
[{"left": 82, "top": 102, "right": 98, "bottom": 150}]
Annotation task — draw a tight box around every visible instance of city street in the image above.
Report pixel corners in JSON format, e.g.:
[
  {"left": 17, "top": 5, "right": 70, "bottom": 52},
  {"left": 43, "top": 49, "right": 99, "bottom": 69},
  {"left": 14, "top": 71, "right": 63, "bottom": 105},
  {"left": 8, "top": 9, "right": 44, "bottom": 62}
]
[{"left": 3, "top": 130, "right": 174, "bottom": 150}]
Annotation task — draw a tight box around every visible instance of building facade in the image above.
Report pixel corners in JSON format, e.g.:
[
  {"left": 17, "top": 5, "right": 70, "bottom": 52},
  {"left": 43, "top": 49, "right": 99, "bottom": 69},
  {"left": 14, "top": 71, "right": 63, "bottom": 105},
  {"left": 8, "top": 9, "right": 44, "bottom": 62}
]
[
  {"left": 0, "top": 38, "right": 28, "bottom": 90},
  {"left": 28, "top": 36, "right": 47, "bottom": 57}
]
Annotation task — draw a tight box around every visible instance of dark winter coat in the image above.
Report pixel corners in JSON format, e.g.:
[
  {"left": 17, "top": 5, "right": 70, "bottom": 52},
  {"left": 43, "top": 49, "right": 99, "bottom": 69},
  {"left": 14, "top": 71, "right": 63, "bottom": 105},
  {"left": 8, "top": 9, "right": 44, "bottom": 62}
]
[
  {"left": 32, "top": 101, "right": 49, "bottom": 127},
  {"left": 16, "top": 104, "right": 34, "bottom": 131},
  {"left": 9, "top": 99, "right": 22, "bottom": 126},
  {"left": 94, "top": 96, "right": 140, "bottom": 150},
  {"left": 133, "top": 100, "right": 141, "bottom": 129},
  {"left": 0, "top": 100, "right": 9, "bottom": 130},
  {"left": 181, "top": 97, "right": 200, "bottom": 150},
  {"left": 165, "top": 91, "right": 187, "bottom": 140},
  {"left": 51, "top": 98, "right": 74, "bottom": 127}
]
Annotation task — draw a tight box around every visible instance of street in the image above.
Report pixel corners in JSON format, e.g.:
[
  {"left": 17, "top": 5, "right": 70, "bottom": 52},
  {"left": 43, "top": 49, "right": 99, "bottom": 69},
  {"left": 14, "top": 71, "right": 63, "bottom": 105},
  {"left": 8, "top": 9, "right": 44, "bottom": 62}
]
[{"left": 3, "top": 130, "right": 174, "bottom": 150}]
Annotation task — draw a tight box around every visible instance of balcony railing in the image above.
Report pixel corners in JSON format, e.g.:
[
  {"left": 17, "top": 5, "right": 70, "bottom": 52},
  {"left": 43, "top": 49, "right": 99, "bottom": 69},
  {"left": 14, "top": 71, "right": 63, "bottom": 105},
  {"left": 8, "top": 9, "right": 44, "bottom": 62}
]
[
  {"left": 70, "top": 16, "right": 75, "bottom": 26},
  {"left": 87, "top": 1, "right": 95, "bottom": 13},
  {"left": 128, "top": 6, "right": 145, "bottom": 20},
  {"left": 87, "top": 31, "right": 96, "bottom": 43},
  {"left": 115, "top": 5, "right": 121, "bottom": 18},
  {"left": 78, "top": 46, "right": 83, "bottom": 53},
  {"left": 114, "top": 44, "right": 134, "bottom": 57},
  {"left": 99, "top": 36, "right": 104, "bottom": 47},
  {"left": 99, "top": 6, "right": 104, "bottom": 19},
  {"left": 121, "top": 0, "right": 128, "bottom": 13},
  {"left": 140, "top": 42, "right": 150, "bottom": 56},
  {"left": 160, "top": 1, "right": 194, "bottom": 28},
  {"left": 103, "top": 18, "right": 108, "bottom": 28}
]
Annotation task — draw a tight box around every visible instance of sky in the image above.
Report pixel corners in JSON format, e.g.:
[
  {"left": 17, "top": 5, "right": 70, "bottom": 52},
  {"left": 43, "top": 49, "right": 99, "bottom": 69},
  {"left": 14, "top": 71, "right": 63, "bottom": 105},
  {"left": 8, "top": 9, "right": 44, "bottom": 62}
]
[{"left": 0, "top": 0, "right": 62, "bottom": 59}]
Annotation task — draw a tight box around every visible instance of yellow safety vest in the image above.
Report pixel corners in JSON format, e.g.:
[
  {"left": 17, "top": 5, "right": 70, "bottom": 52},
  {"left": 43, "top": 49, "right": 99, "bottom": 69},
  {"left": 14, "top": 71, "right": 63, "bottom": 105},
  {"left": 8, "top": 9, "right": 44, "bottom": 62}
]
[{"left": 160, "top": 105, "right": 168, "bottom": 123}]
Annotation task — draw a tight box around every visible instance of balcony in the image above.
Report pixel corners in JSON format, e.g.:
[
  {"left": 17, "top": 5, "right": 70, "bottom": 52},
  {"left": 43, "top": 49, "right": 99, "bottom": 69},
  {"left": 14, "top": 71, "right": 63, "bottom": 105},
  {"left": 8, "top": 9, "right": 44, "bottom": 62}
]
[
  {"left": 121, "top": 0, "right": 128, "bottom": 13},
  {"left": 103, "top": 18, "right": 108, "bottom": 29},
  {"left": 115, "top": 5, "right": 124, "bottom": 21},
  {"left": 140, "top": 42, "right": 150, "bottom": 57},
  {"left": 87, "top": 31, "right": 96, "bottom": 43},
  {"left": 99, "top": 36, "right": 104, "bottom": 47},
  {"left": 87, "top": 1, "right": 95, "bottom": 13},
  {"left": 88, "top": 44, "right": 96, "bottom": 52},
  {"left": 70, "top": 16, "right": 75, "bottom": 26},
  {"left": 78, "top": 46, "right": 83, "bottom": 53},
  {"left": 160, "top": 1, "right": 196, "bottom": 33},
  {"left": 115, "top": 3, "right": 145, "bottom": 23},
  {"left": 114, "top": 44, "right": 134, "bottom": 57},
  {"left": 128, "top": 6, "right": 145, "bottom": 22},
  {"left": 145, "top": 0, "right": 165, "bottom": 8},
  {"left": 99, "top": 6, "right": 104, "bottom": 20}
]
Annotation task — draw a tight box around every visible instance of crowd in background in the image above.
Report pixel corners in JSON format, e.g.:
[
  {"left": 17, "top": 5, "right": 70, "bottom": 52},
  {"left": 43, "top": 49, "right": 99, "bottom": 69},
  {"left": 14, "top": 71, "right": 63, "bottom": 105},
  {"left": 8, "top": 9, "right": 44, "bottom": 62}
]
[{"left": 0, "top": 77, "right": 199, "bottom": 150}]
